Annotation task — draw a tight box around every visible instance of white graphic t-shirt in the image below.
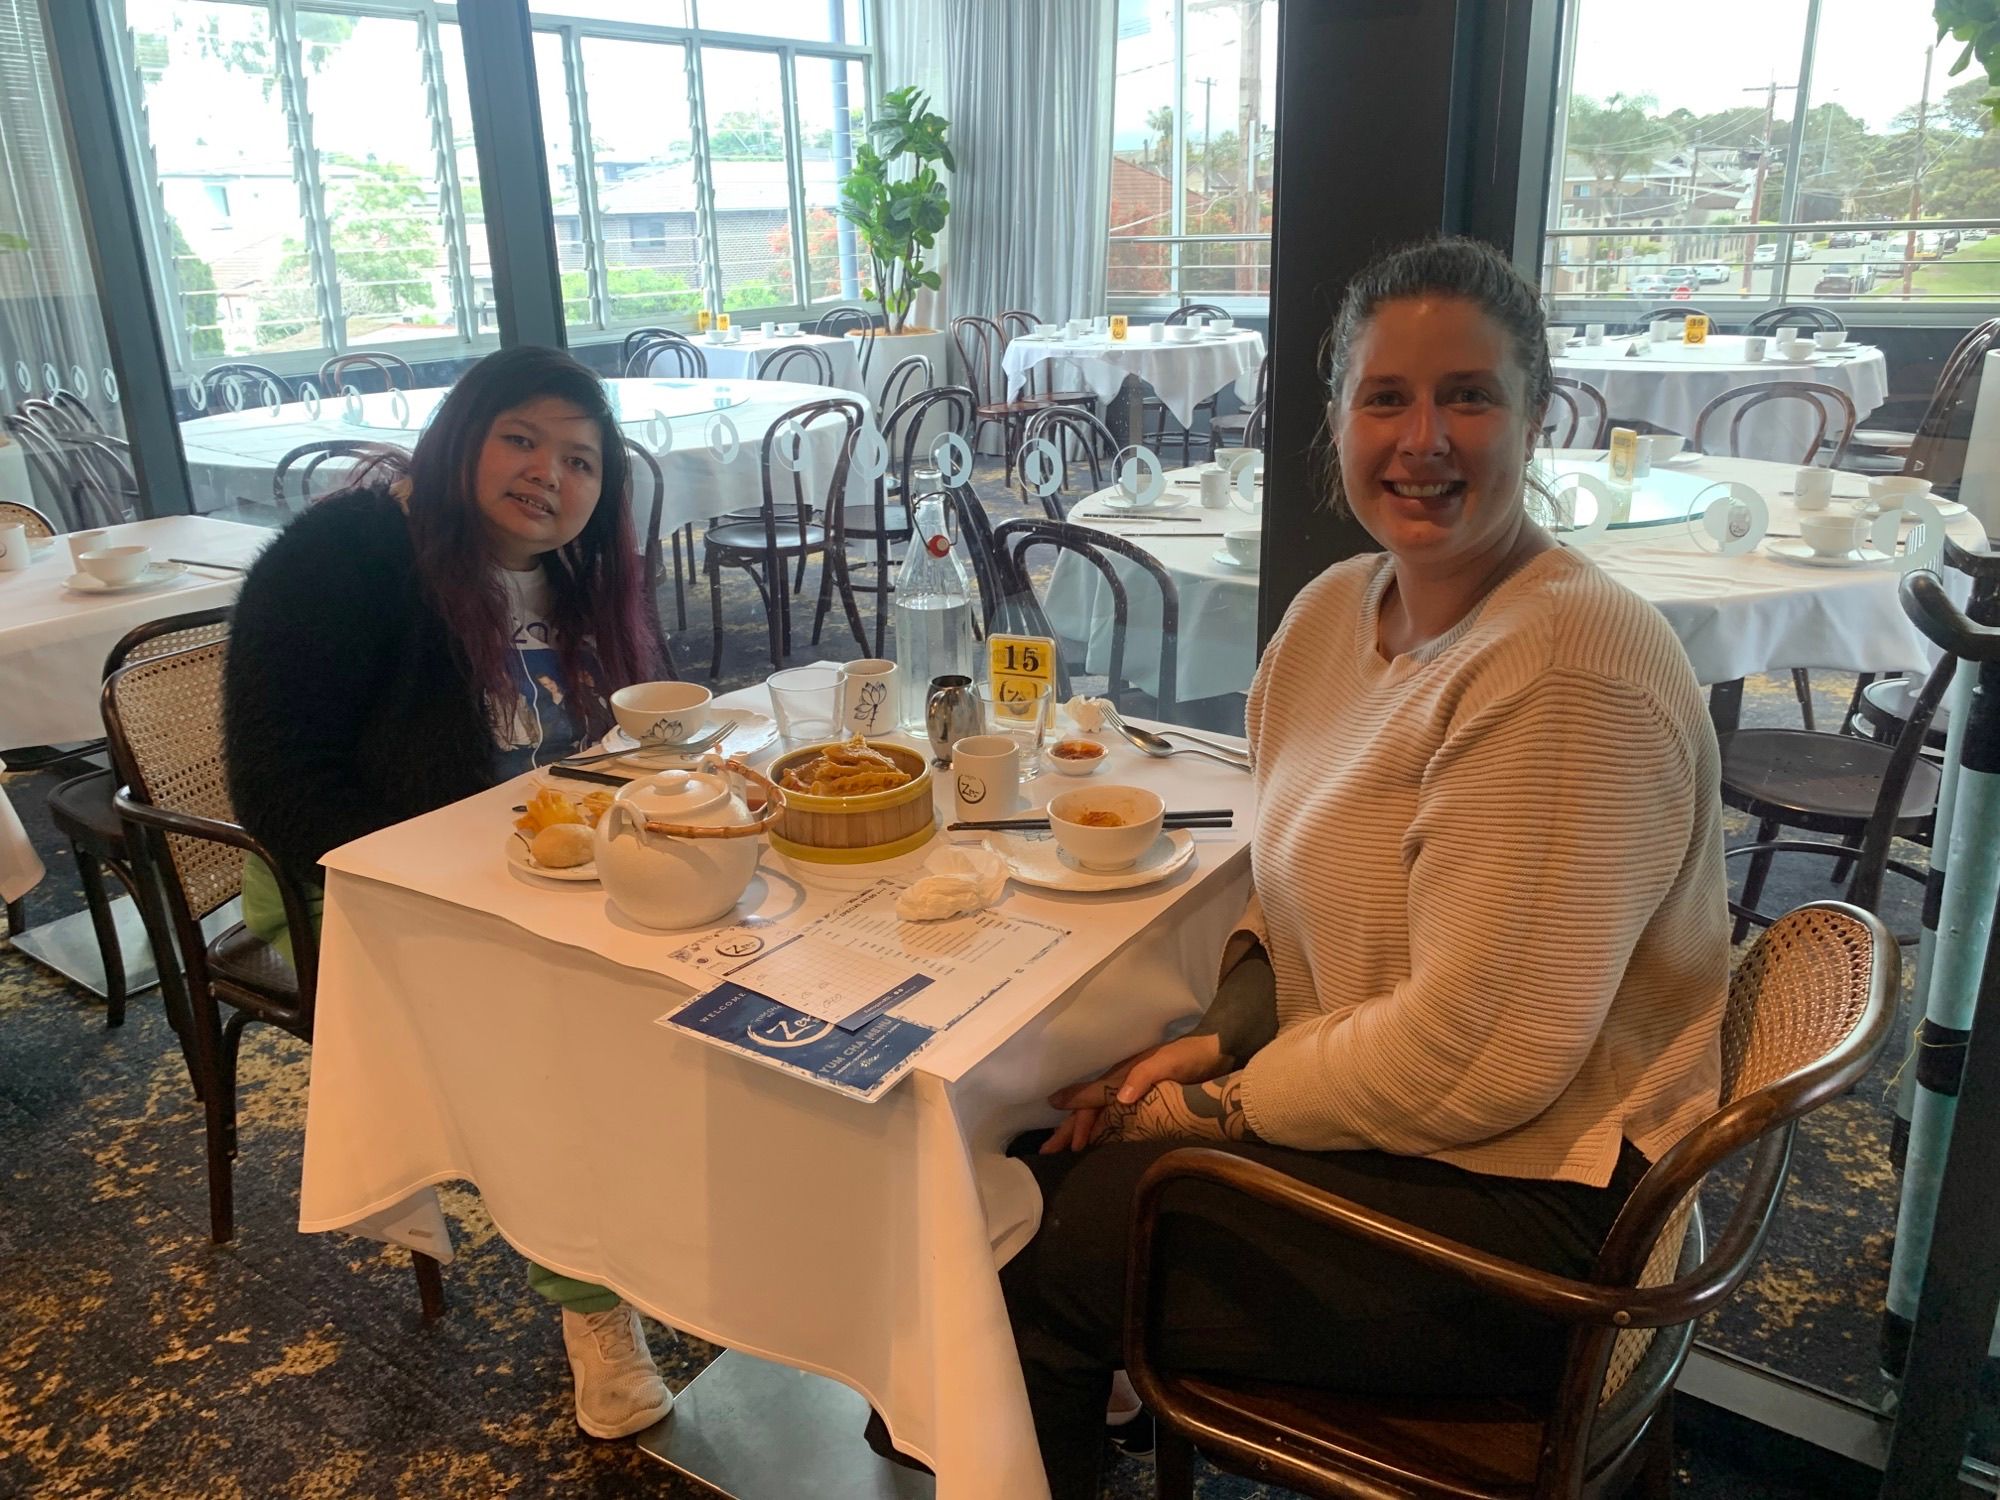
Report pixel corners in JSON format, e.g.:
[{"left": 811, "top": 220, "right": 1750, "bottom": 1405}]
[{"left": 490, "top": 565, "right": 593, "bottom": 778}]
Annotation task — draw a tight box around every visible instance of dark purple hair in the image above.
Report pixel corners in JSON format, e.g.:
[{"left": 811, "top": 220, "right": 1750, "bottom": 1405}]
[{"left": 398, "top": 346, "right": 656, "bottom": 735}]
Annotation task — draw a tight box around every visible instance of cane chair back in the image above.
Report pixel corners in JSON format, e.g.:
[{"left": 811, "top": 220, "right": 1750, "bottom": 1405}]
[
  {"left": 1747, "top": 305, "right": 1845, "bottom": 334},
  {"left": 990, "top": 518, "right": 1181, "bottom": 722},
  {"left": 0, "top": 500, "right": 55, "bottom": 539},
  {"left": 760, "top": 343, "right": 836, "bottom": 385},
  {"left": 1694, "top": 379, "right": 1858, "bottom": 467},
  {"left": 1019, "top": 404, "right": 1120, "bottom": 519},
  {"left": 319, "top": 351, "right": 415, "bottom": 395},
  {"left": 625, "top": 332, "right": 707, "bottom": 379},
  {"left": 814, "top": 305, "right": 876, "bottom": 378},
  {"left": 880, "top": 353, "right": 933, "bottom": 417},
  {"left": 1547, "top": 377, "right": 1610, "bottom": 449}
]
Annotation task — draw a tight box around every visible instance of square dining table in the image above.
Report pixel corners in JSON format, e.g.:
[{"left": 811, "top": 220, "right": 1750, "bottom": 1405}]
[{"left": 296, "top": 688, "right": 1257, "bottom": 1499}]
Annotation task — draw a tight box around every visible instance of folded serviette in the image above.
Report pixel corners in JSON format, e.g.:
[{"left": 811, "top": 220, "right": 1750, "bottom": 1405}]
[{"left": 896, "top": 845, "right": 1009, "bottom": 921}]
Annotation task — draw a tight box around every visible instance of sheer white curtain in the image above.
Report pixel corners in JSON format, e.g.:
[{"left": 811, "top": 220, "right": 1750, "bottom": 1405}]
[
  {"left": 940, "top": 0, "right": 1115, "bottom": 332},
  {"left": 875, "top": 0, "right": 953, "bottom": 334}
]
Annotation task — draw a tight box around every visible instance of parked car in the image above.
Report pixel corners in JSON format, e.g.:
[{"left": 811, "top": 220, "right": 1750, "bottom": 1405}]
[
  {"left": 1695, "top": 262, "right": 1731, "bottom": 284},
  {"left": 1827, "top": 232, "right": 1854, "bottom": 249},
  {"left": 1942, "top": 231, "right": 1963, "bottom": 254},
  {"left": 1754, "top": 243, "right": 1779, "bottom": 264},
  {"left": 1629, "top": 274, "right": 1675, "bottom": 296},
  {"left": 1813, "top": 274, "right": 1857, "bottom": 297}
]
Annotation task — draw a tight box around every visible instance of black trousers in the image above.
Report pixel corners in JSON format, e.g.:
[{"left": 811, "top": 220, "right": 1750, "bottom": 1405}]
[{"left": 1001, "top": 1131, "right": 1649, "bottom": 1500}]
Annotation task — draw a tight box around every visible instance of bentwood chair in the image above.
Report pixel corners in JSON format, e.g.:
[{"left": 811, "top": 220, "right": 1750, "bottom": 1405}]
[
  {"left": 990, "top": 517, "right": 1182, "bottom": 723},
  {"left": 104, "top": 637, "right": 446, "bottom": 1321},
  {"left": 1208, "top": 355, "right": 1270, "bottom": 454},
  {"left": 620, "top": 327, "right": 674, "bottom": 367},
  {"left": 760, "top": 344, "right": 837, "bottom": 386},
  {"left": 1128, "top": 900, "right": 1897, "bottom": 1500},
  {"left": 1546, "top": 377, "right": 1610, "bottom": 450},
  {"left": 953, "top": 315, "right": 1044, "bottom": 485},
  {"left": 814, "top": 305, "right": 877, "bottom": 379},
  {"left": 1242, "top": 399, "right": 1269, "bottom": 449},
  {"left": 625, "top": 332, "right": 707, "bottom": 379},
  {"left": 879, "top": 353, "right": 933, "bottom": 419},
  {"left": 271, "top": 440, "right": 392, "bottom": 512},
  {"left": 1846, "top": 317, "right": 2000, "bottom": 486},
  {"left": 49, "top": 611, "right": 236, "bottom": 1037},
  {"left": 190, "top": 362, "right": 291, "bottom": 412},
  {"left": 1019, "top": 404, "right": 1121, "bottom": 520},
  {"left": 1692, "top": 380, "right": 1858, "bottom": 468},
  {"left": 702, "top": 396, "right": 865, "bottom": 677},
  {"left": 1147, "top": 304, "right": 1234, "bottom": 465},
  {"left": 1746, "top": 305, "right": 1846, "bottom": 335},
  {"left": 1000, "top": 309, "right": 1098, "bottom": 417},
  {"left": 319, "top": 351, "right": 416, "bottom": 395},
  {"left": 621, "top": 436, "right": 684, "bottom": 667},
  {"left": 1635, "top": 305, "right": 1714, "bottom": 331}
]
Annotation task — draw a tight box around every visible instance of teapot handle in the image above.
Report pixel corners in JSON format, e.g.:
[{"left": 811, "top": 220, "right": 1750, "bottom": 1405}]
[{"left": 636, "top": 756, "right": 787, "bottom": 840}]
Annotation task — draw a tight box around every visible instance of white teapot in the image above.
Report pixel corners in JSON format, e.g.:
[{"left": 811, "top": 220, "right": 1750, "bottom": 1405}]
[{"left": 593, "top": 757, "right": 784, "bottom": 930}]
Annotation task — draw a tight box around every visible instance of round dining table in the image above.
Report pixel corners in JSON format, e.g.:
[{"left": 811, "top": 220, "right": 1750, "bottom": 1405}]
[
  {"left": 177, "top": 377, "right": 875, "bottom": 538},
  {"left": 1045, "top": 454, "right": 1990, "bottom": 709},
  {"left": 1002, "top": 327, "right": 1265, "bottom": 433},
  {"left": 1551, "top": 333, "right": 1888, "bottom": 464}
]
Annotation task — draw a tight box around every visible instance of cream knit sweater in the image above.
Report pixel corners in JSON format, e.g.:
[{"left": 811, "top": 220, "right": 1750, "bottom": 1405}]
[{"left": 1238, "top": 546, "right": 1729, "bottom": 1186}]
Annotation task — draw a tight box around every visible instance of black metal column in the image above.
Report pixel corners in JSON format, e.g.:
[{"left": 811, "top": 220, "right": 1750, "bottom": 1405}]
[
  {"left": 1258, "top": 0, "right": 1564, "bottom": 646},
  {"left": 456, "top": 0, "right": 566, "bottom": 350},
  {"left": 39, "top": 0, "right": 191, "bottom": 517}
]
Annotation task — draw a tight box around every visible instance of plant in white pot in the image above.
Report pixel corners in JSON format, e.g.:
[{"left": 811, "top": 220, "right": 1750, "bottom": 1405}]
[{"left": 836, "top": 86, "right": 952, "bottom": 336}]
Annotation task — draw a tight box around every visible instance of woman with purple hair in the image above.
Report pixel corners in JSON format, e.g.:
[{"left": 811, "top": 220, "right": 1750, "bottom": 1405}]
[{"left": 224, "top": 344, "right": 675, "bottom": 1442}]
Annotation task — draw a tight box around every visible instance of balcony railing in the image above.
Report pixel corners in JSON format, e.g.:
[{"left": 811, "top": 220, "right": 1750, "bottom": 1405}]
[{"left": 1108, "top": 233, "right": 1270, "bottom": 301}]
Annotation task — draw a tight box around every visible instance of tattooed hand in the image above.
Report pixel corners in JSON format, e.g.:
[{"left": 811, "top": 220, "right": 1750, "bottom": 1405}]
[{"left": 1100, "top": 1073, "right": 1258, "bottom": 1145}]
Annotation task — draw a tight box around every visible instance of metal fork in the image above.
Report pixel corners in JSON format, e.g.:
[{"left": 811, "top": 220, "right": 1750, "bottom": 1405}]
[
  {"left": 1101, "top": 703, "right": 1252, "bottom": 769},
  {"left": 559, "top": 721, "right": 730, "bottom": 767}
]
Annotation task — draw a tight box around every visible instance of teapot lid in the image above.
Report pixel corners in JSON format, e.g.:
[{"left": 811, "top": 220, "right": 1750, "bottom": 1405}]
[{"left": 616, "top": 766, "right": 734, "bottom": 822}]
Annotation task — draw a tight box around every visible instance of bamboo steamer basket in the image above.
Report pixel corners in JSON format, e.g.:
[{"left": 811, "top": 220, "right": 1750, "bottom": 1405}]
[{"left": 763, "top": 739, "right": 935, "bottom": 863}]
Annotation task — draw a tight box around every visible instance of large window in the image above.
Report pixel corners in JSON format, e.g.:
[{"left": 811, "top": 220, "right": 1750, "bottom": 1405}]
[
  {"left": 106, "top": 0, "right": 872, "bottom": 387},
  {"left": 1545, "top": 0, "right": 2000, "bottom": 313},
  {"left": 1107, "top": 0, "right": 1275, "bottom": 305}
]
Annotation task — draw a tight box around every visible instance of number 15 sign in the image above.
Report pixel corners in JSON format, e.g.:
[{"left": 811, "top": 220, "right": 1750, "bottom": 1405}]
[{"left": 988, "top": 633, "right": 1056, "bottom": 719}]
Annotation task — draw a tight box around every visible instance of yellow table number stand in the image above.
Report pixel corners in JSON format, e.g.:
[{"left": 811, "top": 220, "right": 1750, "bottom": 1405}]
[
  {"left": 988, "top": 634, "right": 1057, "bottom": 727},
  {"left": 717, "top": 312, "right": 731, "bottom": 332},
  {"left": 1109, "top": 315, "right": 1128, "bottom": 342},
  {"left": 1684, "top": 314, "right": 1709, "bottom": 345}
]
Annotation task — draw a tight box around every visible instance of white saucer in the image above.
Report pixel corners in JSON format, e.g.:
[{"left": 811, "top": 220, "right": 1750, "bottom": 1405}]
[
  {"left": 602, "top": 707, "right": 781, "bottom": 765},
  {"left": 986, "top": 828, "right": 1196, "bottom": 892},
  {"left": 62, "top": 562, "right": 189, "bottom": 595},
  {"left": 505, "top": 832, "right": 598, "bottom": 882},
  {"left": 1659, "top": 451, "right": 1705, "bottom": 468},
  {"left": 1100, "top": 491, "right": 1191, "bottom": 513},
  {"left": 1211, "top": 549, "right": 1257, "bottom": 569},
  {"left": 1927, "top": 498, "right": 1969, "bottom": 518},
  {"left": 1764, "top": 538, "right": 1891, "bottom": 568}
]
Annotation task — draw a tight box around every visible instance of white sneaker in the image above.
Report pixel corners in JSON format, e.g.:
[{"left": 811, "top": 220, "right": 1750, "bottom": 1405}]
[{"left": 562, "top": 1303, "right": 674, "bottom": 1439}]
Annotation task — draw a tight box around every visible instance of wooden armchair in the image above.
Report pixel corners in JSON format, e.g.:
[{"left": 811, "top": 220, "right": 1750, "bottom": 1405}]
[{"left": 1126, "top": 900, "right": 1896, "bottom": 1500}]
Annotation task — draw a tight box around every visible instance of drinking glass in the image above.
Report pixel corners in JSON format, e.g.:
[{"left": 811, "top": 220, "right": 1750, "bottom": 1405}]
[
  {"left": 767, "top": 665, "right": 842, "bottom": 744},
  {"left": 978, "top": 681, "right": 1053, "bottom": 779}
]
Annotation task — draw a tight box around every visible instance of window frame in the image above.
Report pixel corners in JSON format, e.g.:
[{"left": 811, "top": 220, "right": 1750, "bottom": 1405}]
[
  {"left": 1540, "top": 0, "right": 2000, "bottom": 326},
  {"left": 1107, "top": 0, "right": 1274, "bottom": 316},
  {"left": 101, "top": 0, "right": 876, "bottom": 383}
]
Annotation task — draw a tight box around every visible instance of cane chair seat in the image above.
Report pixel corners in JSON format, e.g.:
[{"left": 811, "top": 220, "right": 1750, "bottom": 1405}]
[
  {"left": 0, "top": 500, "right": 56, "bottom": 538},
  {"left": 206, "top": 921, "right": 299, "bottom": 1011},
  {"left": 1128, "top": 903, "right": 1894, "bottom": 1500}
]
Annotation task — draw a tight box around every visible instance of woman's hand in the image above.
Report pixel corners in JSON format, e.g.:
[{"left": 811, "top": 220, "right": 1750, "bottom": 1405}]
[
  {"left": 1039, "top": 1033, "right": 1234, "bottom": 1153},
  {"left": 1098, "top": 1072, "right": 1256, "bottom": 1145}
]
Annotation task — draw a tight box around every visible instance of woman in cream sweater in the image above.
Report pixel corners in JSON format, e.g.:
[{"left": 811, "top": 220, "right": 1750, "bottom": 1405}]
[{"left": 1004, "top": 238, "right": 1730, "bottom": 1499}]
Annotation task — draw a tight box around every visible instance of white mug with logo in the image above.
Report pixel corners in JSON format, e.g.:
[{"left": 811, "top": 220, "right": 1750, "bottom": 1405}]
[
  {"left": 838, "top": 658, "right": 898, "bottom": 737},
  {"left": 0, "top": 523, "right": 28, "bottom": 573},
  {"left": 1198, "top": 465, "right": 1231, "bottom": 509},
  {"left": 1584, "top": 323, "right": 1606, "bottom": 347},
  {"left": 1794, "top": 467, "right": 1835, "bottom": 511},
  {"left": 950, "top": 734, "right": 1019, "bottom": 820},
  {"left": 1743, "top": 336, "right": 1768, "bottom": 363}
]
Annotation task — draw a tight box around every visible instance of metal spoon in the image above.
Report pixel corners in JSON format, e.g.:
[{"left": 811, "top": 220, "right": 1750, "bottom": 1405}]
[{"left": 1101, "top": 705, "right": 1251, "bottom": 769}]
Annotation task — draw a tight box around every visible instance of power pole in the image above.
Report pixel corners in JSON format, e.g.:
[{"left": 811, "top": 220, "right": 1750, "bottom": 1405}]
[
  {"left": 1739, "top": 77, "right": 1798, "bottom": 294},
  {"left": 1902, "top": 42, "right": 1935, "bottom": 299},
  {"left": 1236, "top": 0, "right": 1262, "bottom": 293}
]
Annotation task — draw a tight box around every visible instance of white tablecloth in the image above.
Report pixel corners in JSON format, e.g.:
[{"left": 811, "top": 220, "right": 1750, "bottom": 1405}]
[
  {"left": 0, "top": 760, "right": 43, "bottom": 906},
  {"left": 0, "top": 516, "right": 269, "bottom": 747},
  {"left": 179, "top": 378, "right": 874, "bottom": 537},
  {"left": 690, "top": 330, "right": 864, "bottom": 393},
  {"left": 1551, "top": 335, "right": 1888, "bottom": 463},
  {"left": 1046, "top": 456, "right": 1990, "bottom": 705},
  {"left": 1003, "top": 330, "right": 1265, "bottom": 428},
  {"left": 297, "top": 691, "right": 1255, "bottom": 1498}
]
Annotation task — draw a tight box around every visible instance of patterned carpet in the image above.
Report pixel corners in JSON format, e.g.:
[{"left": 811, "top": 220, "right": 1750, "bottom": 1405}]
[{"left": 0, "top": 475, "right": 1908, "bottom": 1496}]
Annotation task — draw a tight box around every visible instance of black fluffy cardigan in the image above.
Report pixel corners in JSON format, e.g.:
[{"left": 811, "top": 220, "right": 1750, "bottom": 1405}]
[{"left": 223, "top": 488, "right": 508, "bottom": 891}]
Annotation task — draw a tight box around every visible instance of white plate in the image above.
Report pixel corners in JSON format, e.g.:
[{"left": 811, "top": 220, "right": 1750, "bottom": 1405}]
[
  {"left": 1100, "top": 490, "right": 1191, "bottom": 513},
  {"left": 1659, "top": 451, "right": 1705, "bottom": 468},
  {"left": 1928, "top": 498, "right": 1969, "bottom": 518},
  {"left": 62, "top": 562, "right": 189, "bottom": 595},
  {"left": 985, "top": 828, "right": 1197, "bottom": 892},
  {"left": 1211, "top": 549, "right": 1258, "bottom": 569},
  {"left": 601, "top": 707, "right": 781, "bottom": 765},
  {"left": 505, "top": 831, "right": 598, "bottom": 882},
  {"left": 1763, "top": 538, "right": 1892, "bottom": 568}
]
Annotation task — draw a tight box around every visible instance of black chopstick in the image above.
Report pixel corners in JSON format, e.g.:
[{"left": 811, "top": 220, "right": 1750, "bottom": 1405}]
[
  {"left": 169, "top": 557, "right": 247, "bottom": 573},
  {"left": 548, "top": 764, "right": 631, "bottom": 787},
  {"left": 948, "top": 813, "right": 1234, "bottom": 833}
]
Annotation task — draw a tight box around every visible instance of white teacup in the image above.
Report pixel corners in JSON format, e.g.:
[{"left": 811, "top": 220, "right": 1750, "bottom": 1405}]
[
  {"left": 1545, "top": 325, "right": 1576, "bottom": 355},
  {"left": 1199, "top": 466, "right": 1230, "bottom": 509},
  {"left": 1798, "top": 512, "right": 1867, "bottom": 557},
  {"left": 837, "top": 658, "right": 898, "bottom": 736},
  {"left": 1814, "top": 330, "right": 1845, "bottom": 351},
  {"left": 704, "top": 329, "right": 725, "bottom": 344},
  {"left": 760, "top": 321, "right": 776, "bottom": 337},
  {"left": 1777, "top": 341, "right": 1814, "bottom": 363},
  {"left": 1067, "top": 318, "right": 1089, "bottom": 338},
  {"left": 1743, "top": 336, "right": 1768, "bottom": 363},
  {"left": 79, "top": 544, "right": 150, "bottom": 585},
  {"left": 66, "top": 528, "right": 109, "bottom": 566},
  {"left": 611, "top": 681, "right": 713, "bottom": 745},
  {"left": 951, "top": 734, "right": 1019, "bottom": 819},
  {"left": 1209, "top": 316, "right": 1234, "bottom": 333},
  {"left": 1165, "top": 325, "right": 1195, "bottom": 343},
  {"left": 777, "top": 322, "right": 800, "bottom": 336},
  {"left": 1214, "top": 446, "right": 1258, "bottom": 471},
  {"left": 1223, "top": 528, "right": 1261, "bottom": 567},
  {"left": 1867, "top": 476, "right": 1931, "bottom": 513},
  {"left": 1794, "top": 468, "right": 1835, "bottom": 510},
  {"left": 1037, "top": 322, "right": 1060, "bottom": 337},
  {"left": 1649, "top": 319, "right": 1676, "bottom": 344},
  {"left": 1584, "top": 323, "right": 1606, "bottom": 346}
]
